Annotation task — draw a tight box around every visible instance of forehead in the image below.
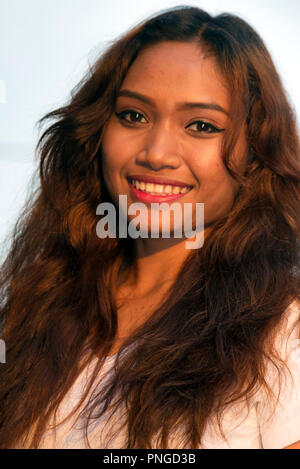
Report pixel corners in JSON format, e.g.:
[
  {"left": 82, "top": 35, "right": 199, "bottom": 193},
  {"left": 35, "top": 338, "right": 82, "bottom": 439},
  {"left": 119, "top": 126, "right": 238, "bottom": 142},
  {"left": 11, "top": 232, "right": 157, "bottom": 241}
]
[{"left": 120, "top": 41, "right": 229, "bottom": 110}]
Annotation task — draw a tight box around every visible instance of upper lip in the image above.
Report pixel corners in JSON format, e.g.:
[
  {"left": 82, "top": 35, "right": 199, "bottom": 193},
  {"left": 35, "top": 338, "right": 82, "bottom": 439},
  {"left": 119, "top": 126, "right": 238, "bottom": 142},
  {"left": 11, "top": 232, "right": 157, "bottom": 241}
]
[{"left": 127, "top": 174, "right": 193, "bottom": 188}]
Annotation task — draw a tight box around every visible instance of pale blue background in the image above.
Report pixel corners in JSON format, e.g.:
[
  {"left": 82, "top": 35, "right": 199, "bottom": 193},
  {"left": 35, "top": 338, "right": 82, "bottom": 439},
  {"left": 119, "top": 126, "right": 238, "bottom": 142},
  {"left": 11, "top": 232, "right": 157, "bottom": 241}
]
[{"left": 0, "top": 0, "right": 299, "bottom": 255}]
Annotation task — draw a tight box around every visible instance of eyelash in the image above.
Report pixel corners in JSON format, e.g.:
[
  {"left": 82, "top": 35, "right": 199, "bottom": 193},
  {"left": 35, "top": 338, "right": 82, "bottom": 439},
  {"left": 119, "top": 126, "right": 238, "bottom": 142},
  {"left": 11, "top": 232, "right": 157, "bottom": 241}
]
[{"left": 115, "top": 110, "right": 224, "bottom": 135}]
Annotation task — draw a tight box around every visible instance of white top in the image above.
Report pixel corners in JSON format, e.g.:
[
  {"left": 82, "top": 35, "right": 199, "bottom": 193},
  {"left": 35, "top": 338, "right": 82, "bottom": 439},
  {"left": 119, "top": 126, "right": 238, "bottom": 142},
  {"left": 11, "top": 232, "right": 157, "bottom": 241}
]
[{"left": 22, "top": 300, "right": 300, "bottom": 449}]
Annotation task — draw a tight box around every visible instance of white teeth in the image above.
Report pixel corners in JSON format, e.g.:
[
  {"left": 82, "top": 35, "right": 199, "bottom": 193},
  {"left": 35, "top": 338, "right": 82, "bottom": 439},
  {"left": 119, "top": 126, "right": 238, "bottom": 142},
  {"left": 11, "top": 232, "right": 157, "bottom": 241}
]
[
  {"left": 145, "top": 183, "right": 154, "bottom": 192},
  {"left": 154, "top": 184, "right": 164, "bottom": 193},
  {"left": 131, "top": 179, "right": 190, "bottom": 195}
]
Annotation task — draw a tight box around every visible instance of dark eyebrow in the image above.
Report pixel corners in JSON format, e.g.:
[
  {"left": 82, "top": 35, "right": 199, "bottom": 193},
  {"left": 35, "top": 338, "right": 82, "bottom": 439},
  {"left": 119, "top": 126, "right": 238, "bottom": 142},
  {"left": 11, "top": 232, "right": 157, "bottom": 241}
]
[{"left": 117, "top": 89, "right": 228, "bottom": 115}]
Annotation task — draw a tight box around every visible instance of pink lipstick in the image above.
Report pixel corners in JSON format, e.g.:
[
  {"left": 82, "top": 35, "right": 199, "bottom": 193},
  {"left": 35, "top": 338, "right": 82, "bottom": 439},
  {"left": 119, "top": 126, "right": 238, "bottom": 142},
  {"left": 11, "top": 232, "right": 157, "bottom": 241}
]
[{"left": 128, "top": 180, "right": 189, "bottom": 203}]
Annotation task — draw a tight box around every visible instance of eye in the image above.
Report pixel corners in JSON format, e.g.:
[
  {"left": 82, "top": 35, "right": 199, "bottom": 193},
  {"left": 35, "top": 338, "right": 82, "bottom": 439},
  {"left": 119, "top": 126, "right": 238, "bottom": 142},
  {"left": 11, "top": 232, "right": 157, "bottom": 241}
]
[
  {"left": 186, "top": 120, "right": 224, "bottom": 134},
  {"left": 115, "top": 110, "right": 148, "bottom": 124}
]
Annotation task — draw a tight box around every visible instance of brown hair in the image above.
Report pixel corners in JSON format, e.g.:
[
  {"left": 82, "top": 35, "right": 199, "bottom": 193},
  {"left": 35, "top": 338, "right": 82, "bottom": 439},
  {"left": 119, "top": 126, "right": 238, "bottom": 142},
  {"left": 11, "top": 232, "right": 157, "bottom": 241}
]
[{"left": 0, "top": 5, "right": 300, "bottom": 448}]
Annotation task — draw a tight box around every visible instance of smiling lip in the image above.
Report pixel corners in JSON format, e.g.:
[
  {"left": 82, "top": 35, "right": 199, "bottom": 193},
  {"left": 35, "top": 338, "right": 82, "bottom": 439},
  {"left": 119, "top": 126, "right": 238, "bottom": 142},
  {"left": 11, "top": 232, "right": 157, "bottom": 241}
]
[
  {"left": 127, "top": 180, "right": 191, "bottom": 203},
  {"left": 127, "top": 174, "right": 193, "bottom": 187}
]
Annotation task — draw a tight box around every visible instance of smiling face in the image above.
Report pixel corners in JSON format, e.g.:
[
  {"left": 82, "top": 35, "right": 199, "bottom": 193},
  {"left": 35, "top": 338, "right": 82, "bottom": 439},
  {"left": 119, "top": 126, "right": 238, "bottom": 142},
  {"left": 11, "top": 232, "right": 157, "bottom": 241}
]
[{"left": 101, "top": 41, "right": 248, "bottom": 237}]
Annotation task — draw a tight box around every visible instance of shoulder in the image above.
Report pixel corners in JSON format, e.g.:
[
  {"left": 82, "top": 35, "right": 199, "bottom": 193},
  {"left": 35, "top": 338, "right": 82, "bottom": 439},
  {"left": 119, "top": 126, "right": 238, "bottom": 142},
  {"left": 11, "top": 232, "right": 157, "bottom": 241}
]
[
  {"left": 268, "top": 298, "right": 300, "bottom": 368},
  {"left": 256, "top": 298, "right": 300, "bottom": 448}
]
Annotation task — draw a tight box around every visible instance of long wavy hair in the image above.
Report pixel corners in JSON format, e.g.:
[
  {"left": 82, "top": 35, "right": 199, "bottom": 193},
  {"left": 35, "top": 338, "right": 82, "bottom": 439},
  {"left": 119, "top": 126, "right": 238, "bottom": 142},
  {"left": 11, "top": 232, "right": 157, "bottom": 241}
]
[{"left": 0, "top": 6, "right": 300, "bottom": 449}]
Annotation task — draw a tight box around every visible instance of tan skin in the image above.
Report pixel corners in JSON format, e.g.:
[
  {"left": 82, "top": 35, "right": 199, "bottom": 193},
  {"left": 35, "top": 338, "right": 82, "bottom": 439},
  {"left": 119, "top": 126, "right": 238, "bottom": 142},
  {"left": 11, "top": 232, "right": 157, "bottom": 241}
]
[
  {"left": 102, "top": 41, "right": 247, "bottom": 343},
  {"left": 100, "top": 41, "right": 299, "bottom": 448}
]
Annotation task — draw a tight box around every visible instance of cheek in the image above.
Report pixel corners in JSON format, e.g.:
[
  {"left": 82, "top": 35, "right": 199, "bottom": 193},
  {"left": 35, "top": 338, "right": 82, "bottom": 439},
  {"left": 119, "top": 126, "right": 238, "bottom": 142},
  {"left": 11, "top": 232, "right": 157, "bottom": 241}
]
[
  {"left": 201, "top": 163, "right": 236, "bottom": 197},
  {"left": 188, "top": 139, "right": 225, "bottom": 183},
  {"left": 190, "top": 136, "right": 248, "bottom": 192},
  {"left": 101, "top": 129, "right": 133, "bottom": 175},
  {"left": 101, "top": 134, "right": 119, "bottom": 199},
  {"left": 101, "top": 133, "right": 119, "bottom": 173},
  {"left": 101, "top": 129, "right": 124, "bottom": 181}
]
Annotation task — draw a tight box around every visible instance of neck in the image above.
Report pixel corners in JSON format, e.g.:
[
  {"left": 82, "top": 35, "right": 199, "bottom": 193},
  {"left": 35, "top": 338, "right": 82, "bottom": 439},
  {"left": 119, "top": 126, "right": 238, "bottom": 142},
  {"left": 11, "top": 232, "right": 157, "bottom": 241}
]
[{"left": 124, "top": 235, "right": 198, "bottom": 296}]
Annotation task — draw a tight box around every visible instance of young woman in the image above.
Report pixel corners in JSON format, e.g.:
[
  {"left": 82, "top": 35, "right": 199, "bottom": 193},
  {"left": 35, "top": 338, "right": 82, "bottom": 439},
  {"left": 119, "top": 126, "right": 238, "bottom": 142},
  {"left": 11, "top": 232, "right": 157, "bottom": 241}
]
[{"left": 0, "top": 6, "right": 300, "bottom": 449}]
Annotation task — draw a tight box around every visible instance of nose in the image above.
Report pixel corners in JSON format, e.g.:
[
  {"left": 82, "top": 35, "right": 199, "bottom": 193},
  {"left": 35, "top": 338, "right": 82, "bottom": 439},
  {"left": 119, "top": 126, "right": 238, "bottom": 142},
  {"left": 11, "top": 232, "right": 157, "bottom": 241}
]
[{"left": 135, "top": 122, "right": 182, "bottom": 171}]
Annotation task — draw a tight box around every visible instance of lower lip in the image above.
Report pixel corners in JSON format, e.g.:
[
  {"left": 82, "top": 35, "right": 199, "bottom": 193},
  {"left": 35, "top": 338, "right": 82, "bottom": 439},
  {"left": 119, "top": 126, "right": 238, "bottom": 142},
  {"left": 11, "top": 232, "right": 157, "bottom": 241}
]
[{"left": 128, "top": 182, "right": 188, "bottom": 203}]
